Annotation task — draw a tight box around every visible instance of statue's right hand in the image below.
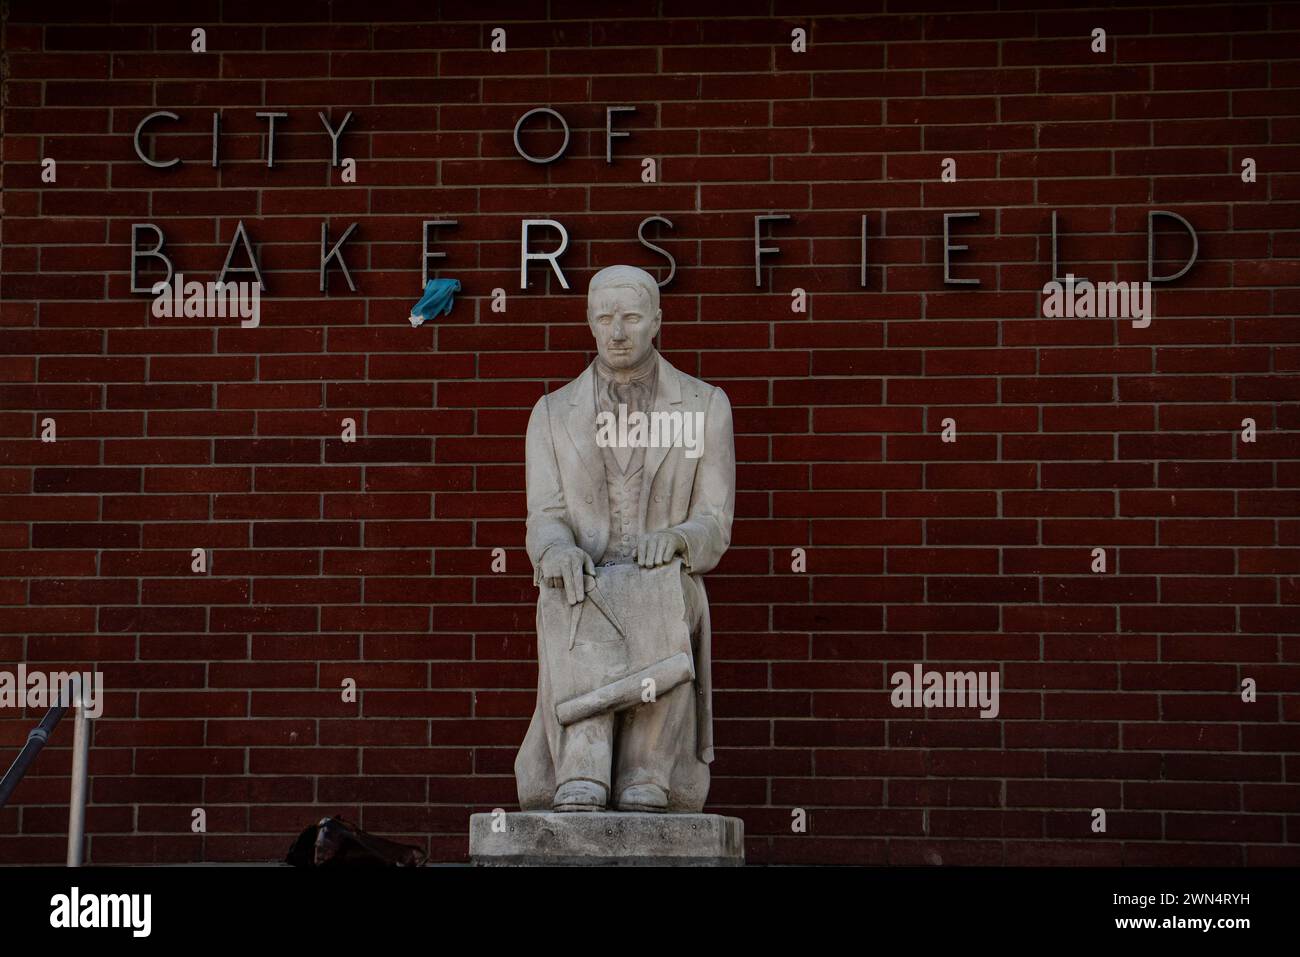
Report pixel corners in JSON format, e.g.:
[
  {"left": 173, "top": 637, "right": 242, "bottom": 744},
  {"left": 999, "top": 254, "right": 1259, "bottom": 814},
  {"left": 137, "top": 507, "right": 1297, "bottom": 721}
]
[{"left": 540, "top": 546, "right": 594, "bottom": 606}]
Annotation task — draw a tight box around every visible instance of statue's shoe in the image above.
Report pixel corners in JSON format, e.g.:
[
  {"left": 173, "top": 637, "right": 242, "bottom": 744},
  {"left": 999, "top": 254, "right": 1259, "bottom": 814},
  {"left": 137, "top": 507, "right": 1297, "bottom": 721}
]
[
  {"left": 552, "top": 780, "right": 607, "bottom": 812},
  {"left": 616, "top": 783, "right": 669, "bottom": 813}
]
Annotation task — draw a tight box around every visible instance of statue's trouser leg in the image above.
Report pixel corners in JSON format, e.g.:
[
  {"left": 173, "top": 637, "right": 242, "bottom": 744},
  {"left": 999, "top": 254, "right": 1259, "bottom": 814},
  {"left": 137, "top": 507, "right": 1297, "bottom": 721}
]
[
  {"left": 613, "top": 680, "right": 693, "bottom": 796},
  {"left": 612, "top": 568, "right": 706, "bottom": 798},
  {"left": 555, "top": 708, "right": 615, "bottom": 797}
]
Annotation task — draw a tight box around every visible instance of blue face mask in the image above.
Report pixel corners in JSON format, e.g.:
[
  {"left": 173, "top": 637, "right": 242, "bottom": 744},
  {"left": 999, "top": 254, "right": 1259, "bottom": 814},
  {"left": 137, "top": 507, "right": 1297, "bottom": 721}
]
[{"left": 408, "top": 278, "right": 461, "bottom": 326}]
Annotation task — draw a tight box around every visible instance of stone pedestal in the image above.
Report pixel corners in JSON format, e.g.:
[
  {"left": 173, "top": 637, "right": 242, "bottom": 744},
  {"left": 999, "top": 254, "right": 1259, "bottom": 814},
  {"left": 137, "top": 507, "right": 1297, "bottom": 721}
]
[{"left": 468, "top": 811, "right": 744, "bottom": 866}]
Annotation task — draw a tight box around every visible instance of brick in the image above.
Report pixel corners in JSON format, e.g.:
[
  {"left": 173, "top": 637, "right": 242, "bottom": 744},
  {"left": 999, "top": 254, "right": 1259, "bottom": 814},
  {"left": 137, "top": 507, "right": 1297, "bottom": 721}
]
[{"left": 1, "top": 1, "right": 1295, "bottom": 869}]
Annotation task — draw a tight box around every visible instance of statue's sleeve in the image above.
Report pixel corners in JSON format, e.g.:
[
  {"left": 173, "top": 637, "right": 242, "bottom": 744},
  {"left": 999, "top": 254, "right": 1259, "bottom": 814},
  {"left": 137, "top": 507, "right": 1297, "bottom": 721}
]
[
  {"left": 669, "top": 387, "right": 735, "bottom": 575},
  {"left": 525, "top": 393, "right": 578, "bottom": 583}
]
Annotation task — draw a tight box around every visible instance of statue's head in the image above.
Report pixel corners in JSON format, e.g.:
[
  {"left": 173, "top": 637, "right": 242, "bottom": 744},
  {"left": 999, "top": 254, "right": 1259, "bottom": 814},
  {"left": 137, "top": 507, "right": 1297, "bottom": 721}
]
[{"left": 587, "top": 265, "right": 662, "bottom": 371}]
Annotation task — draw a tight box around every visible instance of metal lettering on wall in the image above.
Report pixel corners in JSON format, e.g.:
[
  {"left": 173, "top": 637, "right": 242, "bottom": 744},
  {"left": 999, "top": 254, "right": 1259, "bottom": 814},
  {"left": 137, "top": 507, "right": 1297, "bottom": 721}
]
[{"left": 129, "top": 107, "right": 1200, "bottom": 296}]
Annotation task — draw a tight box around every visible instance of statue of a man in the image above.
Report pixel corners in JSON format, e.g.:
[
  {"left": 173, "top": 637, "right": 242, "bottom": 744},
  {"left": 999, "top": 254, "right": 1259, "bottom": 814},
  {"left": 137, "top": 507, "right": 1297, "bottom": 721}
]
[{"left": 515, "top": 265, "right": 735, "bottom": 814}]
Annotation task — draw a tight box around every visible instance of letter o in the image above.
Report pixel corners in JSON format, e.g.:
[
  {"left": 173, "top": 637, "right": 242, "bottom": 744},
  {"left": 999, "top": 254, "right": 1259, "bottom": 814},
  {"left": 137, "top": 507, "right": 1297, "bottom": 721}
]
[{"left": 513, "top": 107, "right": 570, "bottom": 165}]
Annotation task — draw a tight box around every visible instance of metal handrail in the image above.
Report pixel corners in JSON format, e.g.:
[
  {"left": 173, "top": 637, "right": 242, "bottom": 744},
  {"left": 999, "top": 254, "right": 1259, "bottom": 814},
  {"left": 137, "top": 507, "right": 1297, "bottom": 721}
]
[
  {"left": 0, "top": 702, "right": 68, "bottom": 808},
  {"left": 0, "top": 674, "right": 94, "bottom": 865}
]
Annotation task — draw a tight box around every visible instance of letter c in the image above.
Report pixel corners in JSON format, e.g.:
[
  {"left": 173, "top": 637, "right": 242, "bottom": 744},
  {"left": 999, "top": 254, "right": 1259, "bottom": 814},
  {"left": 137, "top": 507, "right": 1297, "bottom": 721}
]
[{"left": 134, "top": 111, "right": 182, "bottom": 169}]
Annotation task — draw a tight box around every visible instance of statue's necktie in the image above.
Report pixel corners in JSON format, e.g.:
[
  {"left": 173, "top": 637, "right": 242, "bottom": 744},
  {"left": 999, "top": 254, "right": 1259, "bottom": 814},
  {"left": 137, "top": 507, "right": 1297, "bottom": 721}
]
[
  {"left": 610, "top": 378, "right": 648, "bottom": 414},
  {"left": 605, "top": 376, "right": 650, "bottom": 472}
]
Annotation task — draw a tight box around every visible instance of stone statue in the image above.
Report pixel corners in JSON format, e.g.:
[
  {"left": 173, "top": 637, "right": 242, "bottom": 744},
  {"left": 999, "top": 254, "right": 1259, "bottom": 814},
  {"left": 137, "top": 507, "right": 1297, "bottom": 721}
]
[{"left": 514, "top": 264, "right": 736, "bottom": 814}]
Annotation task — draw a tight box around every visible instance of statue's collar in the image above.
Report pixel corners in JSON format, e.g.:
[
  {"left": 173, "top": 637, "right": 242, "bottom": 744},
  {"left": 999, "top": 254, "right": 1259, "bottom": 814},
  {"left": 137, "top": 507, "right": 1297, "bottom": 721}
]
[
  {"left": 594, "top": 349, "right": 658, "bottom": 386},
  {"left": 574, "top": 353, "right": 681, "bottom": 408}
]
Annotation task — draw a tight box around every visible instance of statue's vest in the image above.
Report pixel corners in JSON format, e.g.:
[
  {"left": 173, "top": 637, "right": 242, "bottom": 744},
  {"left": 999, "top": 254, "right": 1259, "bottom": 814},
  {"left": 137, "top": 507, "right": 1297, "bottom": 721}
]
[{"left": 598, "top": 442, "right": 645, "bottom": 565}]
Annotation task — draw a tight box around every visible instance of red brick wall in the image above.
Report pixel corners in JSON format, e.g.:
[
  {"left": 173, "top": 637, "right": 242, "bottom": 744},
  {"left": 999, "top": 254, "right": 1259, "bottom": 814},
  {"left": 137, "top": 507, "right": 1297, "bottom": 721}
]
[{"left": 1, "top": 1, "right": 1297, "bottom": 865}]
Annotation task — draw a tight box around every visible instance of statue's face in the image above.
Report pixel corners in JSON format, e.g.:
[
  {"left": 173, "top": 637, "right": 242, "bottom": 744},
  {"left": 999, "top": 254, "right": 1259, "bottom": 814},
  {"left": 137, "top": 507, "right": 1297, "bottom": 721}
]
[{"left": 588, "top": 284, "right": 661, "bottom": 370}]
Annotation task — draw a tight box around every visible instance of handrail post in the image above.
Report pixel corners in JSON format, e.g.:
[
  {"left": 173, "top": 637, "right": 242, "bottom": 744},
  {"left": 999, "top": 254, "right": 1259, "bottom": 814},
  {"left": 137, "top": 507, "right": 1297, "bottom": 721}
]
[{"left": 65, "top": 675, "right": 92, "bottom": 867}]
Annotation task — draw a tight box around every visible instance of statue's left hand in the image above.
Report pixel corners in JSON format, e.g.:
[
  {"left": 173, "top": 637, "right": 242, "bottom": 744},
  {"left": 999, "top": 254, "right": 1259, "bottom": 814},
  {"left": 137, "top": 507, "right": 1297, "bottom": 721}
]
[{"left": 636, "top": 530, "right": 684, "bottom": 568}]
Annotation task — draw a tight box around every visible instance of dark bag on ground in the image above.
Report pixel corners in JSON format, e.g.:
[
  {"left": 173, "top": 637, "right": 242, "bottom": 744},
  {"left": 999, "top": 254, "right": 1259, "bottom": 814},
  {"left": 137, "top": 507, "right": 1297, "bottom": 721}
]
[{"left": 286, "top": 816, "right": 428, "bottom": 867}]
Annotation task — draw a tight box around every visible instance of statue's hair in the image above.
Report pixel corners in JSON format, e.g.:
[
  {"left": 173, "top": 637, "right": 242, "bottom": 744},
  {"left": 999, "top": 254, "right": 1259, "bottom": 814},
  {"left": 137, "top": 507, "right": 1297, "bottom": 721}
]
[{"left": 587, "top": 264, "right": 660, "bottom": 316}]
